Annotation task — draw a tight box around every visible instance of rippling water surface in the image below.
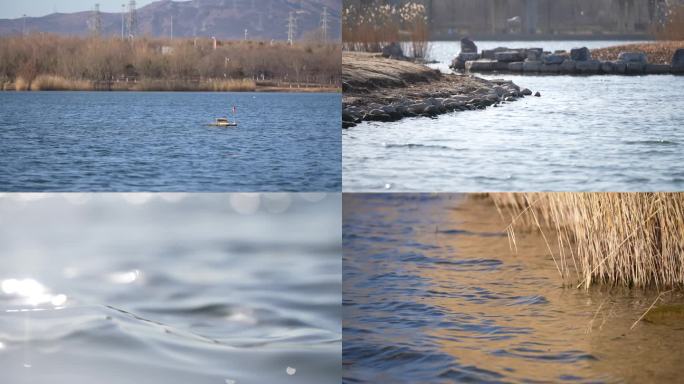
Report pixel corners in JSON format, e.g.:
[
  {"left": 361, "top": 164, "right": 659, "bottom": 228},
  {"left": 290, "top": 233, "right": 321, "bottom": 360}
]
[
  {"left": 0, "top": 92, "right": 340, "bottom": 191},
  {"left": 343, "top": 41, "right": 684, "bottom": 191},
  {"left": 0, "top": 193, "right": 341, "bottom": 384},
  {"left": 343, "top": 194, "right": 684, "bottom": 383}
]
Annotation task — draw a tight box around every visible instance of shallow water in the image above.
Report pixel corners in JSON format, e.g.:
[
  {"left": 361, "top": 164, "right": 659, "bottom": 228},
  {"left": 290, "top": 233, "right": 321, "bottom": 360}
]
[
  {"left": 0, "top": 193, "right": 341, "bottom": 384},
  {"left": 343, "top": 41, "right": 684, "bottom": 191},
  {"left": 0, "top": 92, "right": 341, "bottom": 191},
  {"left": 343, "top": 194, "right": 684, "bottom": 383}
]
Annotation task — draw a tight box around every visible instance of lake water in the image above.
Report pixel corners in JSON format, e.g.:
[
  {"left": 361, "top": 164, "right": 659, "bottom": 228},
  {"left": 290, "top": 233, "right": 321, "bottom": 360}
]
[
  {"left": 0, "top": 193, "right": 341, "bottom": 384},
  {"left": 343, "top": 41, "right": 684, "bottom": 191},
  {"left": 0, "top": 92, "right": 340, "bottom": 191},
  {"left": 343, "top": 194, "right": 684, "bottom": 383}
]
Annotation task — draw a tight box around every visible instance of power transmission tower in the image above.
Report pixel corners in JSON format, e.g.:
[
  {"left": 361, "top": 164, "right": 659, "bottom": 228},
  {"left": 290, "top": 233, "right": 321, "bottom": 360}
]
[
  {"left": 89, "top": 3, "right": 102, "bottom": 36},
  {"left": 126, "top": 0, "right": 138, "bottom": 39},
  {"left": 320, "top": 6, "right": 329, "bottom": 42},
  {"left": 287, "top": 11, "right": 297, "bottom": 45}
]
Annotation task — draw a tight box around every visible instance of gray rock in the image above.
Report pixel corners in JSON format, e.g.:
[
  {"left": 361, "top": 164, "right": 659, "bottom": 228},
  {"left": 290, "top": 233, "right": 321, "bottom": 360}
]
[
  {"left": 600, "top": 61, "right": 614, "bottom": 74},
  {"left": 508, "top": 62, "right": 524, "bottom": 72},
  {"left": 560, "top": 59, "right": 577, "bottom": 74},
  {"left": 521, "top": 88, "right": 532, "bottom": 96},
  {"left": 381, "top": 42, "right": 404, "bottom": 59},
  {"left": 493, "top": 61, "right": 511, "bottom": 71},
  {"left": 495, "top": 50, "right": 525, "bottom": 62},
  {"left": 672, "top": 48, "right": 684, "bottom": 73},
  {"left": 534, "top": 91, "right": 541, "bottom": 97},
  {"left": 618, "top": 52, "right": 648, "bottom": 64},
  {"left": 407, "top": 103, "right": 428, "bottom": 115},
  {"left": 423, "top": 105, "right": 439, "bottom": 115},
  {"left": 570, "top": 47, "right": 591, "bottom": 61},
  {"left": 461, "top": 37, "right": 478, "bottom": 53},
  {"left": 527, "top": 48, "right": 543, "bottom": 59},
  {"left": 645, "top": 64, "right": 670, "bottom": 74},
  {"left": 458, "top": 52, "right": 480, "bottom": 61},
  {"left": 543, "top": 54, "right": 566, "bottom": 65},
  {"left": 366, "top": 109, "right": 393, "bottom": 122},
  {"left": 466, "top": 60, "right": 495, "bottom": 72},
  {"left": 540, "top": 64, "right": 560, "bottom": 73},
  {"left": 481, "top": 47, "right": 511, "bottom": 60},
  {"left": 612, "top": 61, "right": 627, "bottom": 74},
  {"left": 576, "top": 60, "right": 601, "bottom": 74},
  {"left": 625, "top": 61, "right": 645, "bottom": 74},
  {"left": 523, "top": 60, "right": 542, "bottom": 72}
]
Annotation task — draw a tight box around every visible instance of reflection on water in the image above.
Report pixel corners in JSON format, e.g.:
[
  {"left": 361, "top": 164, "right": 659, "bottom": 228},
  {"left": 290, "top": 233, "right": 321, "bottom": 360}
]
[
  {"left": 343, "top": 41, "right": 684, "bottom": 191},
  {"left": 0, "top": 193, "right": 341, "bottom": 384},
  {"left": 343, "top": 194, "right": 684, "bottom": 383}
]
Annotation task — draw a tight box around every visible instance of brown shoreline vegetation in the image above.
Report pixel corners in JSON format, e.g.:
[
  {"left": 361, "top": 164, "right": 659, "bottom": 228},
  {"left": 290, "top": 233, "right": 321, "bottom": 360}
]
[
  {"left": 0, "top": 34, "right": 341, "bottom": 92},
  {"left": 591, "top": 41, "right": 684, "bottom": 65},
  {"left": 342, "top": 52, "right": 531, "bottom": 128},
  {"left": 488, "top": 193, "right": 684, "bottom": 290}
]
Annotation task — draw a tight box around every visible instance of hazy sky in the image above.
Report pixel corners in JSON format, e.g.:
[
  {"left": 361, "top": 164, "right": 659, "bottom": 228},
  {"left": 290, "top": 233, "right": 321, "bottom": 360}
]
[{"left": 0, "top": 0, "right": 157, "bottom": 19}]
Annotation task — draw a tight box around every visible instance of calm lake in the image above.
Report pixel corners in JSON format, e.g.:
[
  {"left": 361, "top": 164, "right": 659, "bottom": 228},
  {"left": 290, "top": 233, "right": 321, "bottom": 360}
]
[
  {"left": 343, "top": 194, "right": 684, "bottom": 383},
  {"left": 0, "top": 193, "right": 341, "bottom": 384},
  {"left": 343, "top": 41, "right": 684, "bottom": 191},
  {"left": 0, "top": 92, "right": 340, "bottom": 191}
]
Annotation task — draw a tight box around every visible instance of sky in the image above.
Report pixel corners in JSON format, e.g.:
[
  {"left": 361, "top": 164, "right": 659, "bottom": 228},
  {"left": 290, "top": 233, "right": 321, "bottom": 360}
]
[{"left": 0, "top": 0, "right": 157, "bottom": 19}]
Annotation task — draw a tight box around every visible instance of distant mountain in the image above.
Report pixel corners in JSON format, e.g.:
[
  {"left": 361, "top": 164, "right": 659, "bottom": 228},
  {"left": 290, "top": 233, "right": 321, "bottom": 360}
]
[{"left": 0, "top": 0, "right": 340, "bottom": 41}]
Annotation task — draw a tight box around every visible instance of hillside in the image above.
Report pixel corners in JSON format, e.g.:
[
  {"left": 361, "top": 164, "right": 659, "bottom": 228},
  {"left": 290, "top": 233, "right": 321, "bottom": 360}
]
[{"left": 0, "top": 0, "right": 340, "bottom": 41}]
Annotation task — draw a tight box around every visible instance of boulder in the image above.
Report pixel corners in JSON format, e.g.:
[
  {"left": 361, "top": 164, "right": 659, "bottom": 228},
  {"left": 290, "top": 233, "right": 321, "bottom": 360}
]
[
  {"left": 381, "top": 42, "right": 404, "bottom": 59},
  {"left": 366, "top": 109, "right": 393, "bottom": 122},
  {"left": 508, "top": 62, "right": 524, "bottom": 72},
  {"left": 576, "top": 60, "right": 601, "bottom": 74},
  {"left": 523, "top": 60, "right": 542, "bottom": 73},
  {"left": 495, "top": 50, "right": 525, "bottom": 62},
  {"left": 618, "top": 52, "right": 648, "bottom": 64},
  {"left": 534, "top": 91, "right": 541, "bottom": 97},
  {"left": 672, "top": 48, "right": 684, "bottom": 73},
  {"left": 407, "top": 103, "right": 429, "bottom": 115},
  {"left": 570, "top": 47, "right": 591, "bottom": 61},
  {"left": 543, "top": 54, "right": 566, "bottom": 65},
  {"left": 465, "top": 60, "right": 495, "bottom": 72},
  {"left": 461, "top": 37, "right": 478, "bottom": 53},
  {"left": 458, "top": 52, "right": 480, "bottom": 62},
  {"left": 624, "top": 61, "right": 645, "bottom": 74},
  {"left": 540, "top": 64, "right": 560, "bottom": 73},
  {"left": 645, "top": 64, "right": 670, "bottom": 74},
  {"left": 525, "top": 48, "right": 543, "bottom": 61},
  {"left": 560, "top": 59, "right": 577, "bottom": 73},
  {"left": 612, "top": 61, "right": 627, "bottom": 74},
  {"left": 493, "top": 61, "right": 511, "bottom": 71},
  {"left": 600, "top": 61, "right": 614, "bottom": 74},
  {"left": 521, "top": 88, "right": 532, "bottom": 96},
  {"left": 481, "top": 47, "right": 511, "bottom": 60}
]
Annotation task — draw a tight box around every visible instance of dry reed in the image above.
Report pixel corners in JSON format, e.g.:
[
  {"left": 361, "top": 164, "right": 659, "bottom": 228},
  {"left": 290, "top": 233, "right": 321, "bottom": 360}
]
[
  {"left": 489, "top": 193, "right": 684, "bottom": 289},
  {"left": 343, "top": 1, "right": 430, "bottom": 58},
  {"left": 30, "top": 75, "right": 93, "bottom": 91}
]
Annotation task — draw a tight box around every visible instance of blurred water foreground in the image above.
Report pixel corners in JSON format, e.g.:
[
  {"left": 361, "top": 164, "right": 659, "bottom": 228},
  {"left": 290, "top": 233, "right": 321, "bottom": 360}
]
[{"left": 0, "top": 193, "right": 341, "bottom": 384}]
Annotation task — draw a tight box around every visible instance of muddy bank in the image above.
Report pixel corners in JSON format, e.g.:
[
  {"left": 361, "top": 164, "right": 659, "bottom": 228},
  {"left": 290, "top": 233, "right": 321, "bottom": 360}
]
[{"left": 342, "top": 52, "right": 531, "bottom": 128}]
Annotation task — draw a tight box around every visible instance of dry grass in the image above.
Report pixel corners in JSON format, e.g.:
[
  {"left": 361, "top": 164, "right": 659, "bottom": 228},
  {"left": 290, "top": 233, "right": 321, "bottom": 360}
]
[
  {"left": 343, "top": 1, "right": 431, "bottom": 58},
  {"left": 489, "top": 193, "right": 684, "bottom": 289},
  {"left": 30, "top": 75, "right": 93, "bottom": 91},
  {"left": 591, "top": 41, "right": 684, "bottom": 65}
]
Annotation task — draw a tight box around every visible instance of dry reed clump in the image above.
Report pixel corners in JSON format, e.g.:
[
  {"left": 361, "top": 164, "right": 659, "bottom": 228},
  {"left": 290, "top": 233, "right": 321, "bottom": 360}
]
[
  {"left": 489, "top": 193, "right": 684, "bottom": 289},
  {"left": 14, "top": 77, "right": 28, "bottom": 91},
  {"left": 343, "top": 1, "right": 430, "bottom": 58},
  {"left": 30, "top": 75, "right": 93, "bottom": 91},
  {"left": 655, "top": 5, "right": 684, "bottom": 40},
  {"left": 206, "top": 79, "right": 256, "bottom": 92}
]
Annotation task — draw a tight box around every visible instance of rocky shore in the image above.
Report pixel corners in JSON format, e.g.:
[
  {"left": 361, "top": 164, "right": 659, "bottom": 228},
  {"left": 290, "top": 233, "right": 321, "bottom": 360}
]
[
  {"left": 342, "top": 52, "right": 531, "bottom": 128},
  {"left": 451, "top": 39, "right": 684, "bottom": 76}
]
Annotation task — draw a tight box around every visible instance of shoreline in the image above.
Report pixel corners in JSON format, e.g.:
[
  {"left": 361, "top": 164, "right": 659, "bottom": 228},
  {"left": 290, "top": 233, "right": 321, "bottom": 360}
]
[
  {"left": 342, "top": 52, "right": 530, "bottom": 128},
  {"left": 1, "top": 87, "right": 341, "bottom": 93}
]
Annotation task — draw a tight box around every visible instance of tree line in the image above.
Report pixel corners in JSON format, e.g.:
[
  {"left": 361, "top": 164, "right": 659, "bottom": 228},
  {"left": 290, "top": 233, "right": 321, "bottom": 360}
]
[{"left": 0, "top": 34, "right": 341, "bottom": 90}]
